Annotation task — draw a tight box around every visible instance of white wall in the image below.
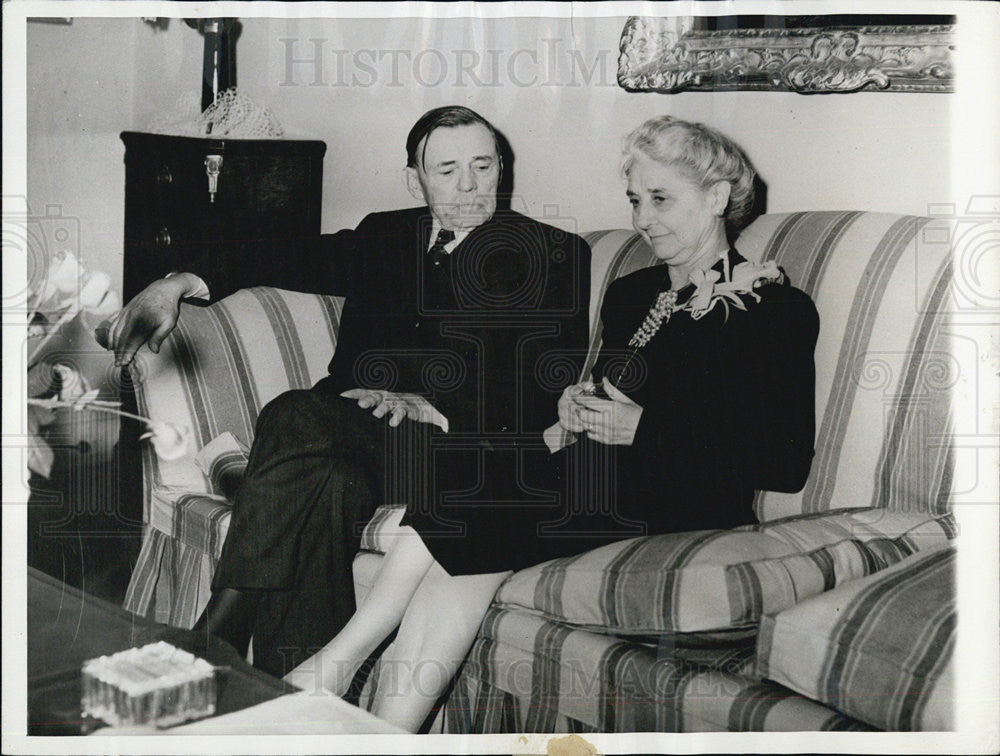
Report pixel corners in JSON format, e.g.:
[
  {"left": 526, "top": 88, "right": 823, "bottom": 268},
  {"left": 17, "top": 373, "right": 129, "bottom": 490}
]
[
  {"left": 26, "top": 18, "right": 203, "bottom": 295},
  {"left": 27, "top": 15, "right": 954, "bottom": 297}
]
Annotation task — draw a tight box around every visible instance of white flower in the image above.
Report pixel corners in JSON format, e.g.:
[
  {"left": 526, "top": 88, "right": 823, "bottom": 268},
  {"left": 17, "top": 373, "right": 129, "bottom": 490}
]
[
  {"left": 140, "top": 421, "right": 191, "bottom": 461},
  {"left": 38, "top": 251, "right": 83, "bottom": 306},
  {"left": 687, "top": 268, "right": 722, "bottom": 316},
  {"left": 52, "top": 363, "right": 90, "bottom": 402},
  {"left": 78, "top": 271, "right": 117, "bottom": 314},
  {"left": 26, "top": 396, "right": 188, "bottom": 466},
  {"left": 682, "top": 258, "right": 784, "bottom": 321}
]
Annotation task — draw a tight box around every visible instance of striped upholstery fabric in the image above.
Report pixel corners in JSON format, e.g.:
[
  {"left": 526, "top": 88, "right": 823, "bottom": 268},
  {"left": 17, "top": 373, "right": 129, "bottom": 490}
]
[
  {"left": 488, "top": 509, "right": 955, "bottom": 635},
  {"left": 750, "top": 507, "right": 958, "bottom": 553},
  {"left": 124, "top": 287, "right": 343, "bottom": 626},
  {"left": 194, "top": 431, "right": 250, "bottom": 499},
  {"left": 450, "top": 606, "right": 756, "bottom": 733},
  {"left": 756, "top": 543, "right": 956, "bottom": 730},
  {"left": 441, "top": 606, "right": 870, "bottom": 733},
  {"left": 662, "top": 671, "right": 875, "bottom": 732},
  {"left": 358, "top": 504, "right": 405, "bottom": 553},
  {"left": 125, "top": 527, "right": 218, "bottom": 628},
  {"left": 583, "top": 211, "right": 956, "bottom": 521},
  {"left": 149, "top": 490, "right": 233, "bottom": 560},
  {"left": 440, "top": 213, "right": 955, "bottom": 731}
]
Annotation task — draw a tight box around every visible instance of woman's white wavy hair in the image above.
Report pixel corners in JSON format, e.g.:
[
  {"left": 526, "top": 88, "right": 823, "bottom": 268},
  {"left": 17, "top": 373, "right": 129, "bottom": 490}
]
[{"left": 622, "top": 116, "right": 757, "bottom": 234}]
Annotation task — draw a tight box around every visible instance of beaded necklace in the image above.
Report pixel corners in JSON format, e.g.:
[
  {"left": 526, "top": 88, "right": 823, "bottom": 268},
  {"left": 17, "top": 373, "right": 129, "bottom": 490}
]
[{"left": 609, "top": 266, "right": 681, "bottom": 392}]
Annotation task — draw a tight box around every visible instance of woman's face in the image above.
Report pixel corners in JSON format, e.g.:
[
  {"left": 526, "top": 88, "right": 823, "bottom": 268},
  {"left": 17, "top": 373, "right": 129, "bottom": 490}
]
[{"left": 626, "top": 154, "right": 727, "bottom": 269}]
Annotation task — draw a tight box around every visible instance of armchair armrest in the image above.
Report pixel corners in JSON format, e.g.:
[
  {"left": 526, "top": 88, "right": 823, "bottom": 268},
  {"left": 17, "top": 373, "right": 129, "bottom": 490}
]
[{"left": 128, "top": 287, "right": 343, "bottom": 519}]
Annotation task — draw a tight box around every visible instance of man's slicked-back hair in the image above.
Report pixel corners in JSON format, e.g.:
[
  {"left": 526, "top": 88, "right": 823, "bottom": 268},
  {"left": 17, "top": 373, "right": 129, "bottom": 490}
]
[{"left": 406, "top": 106, "right": 501, "bottom": 169}]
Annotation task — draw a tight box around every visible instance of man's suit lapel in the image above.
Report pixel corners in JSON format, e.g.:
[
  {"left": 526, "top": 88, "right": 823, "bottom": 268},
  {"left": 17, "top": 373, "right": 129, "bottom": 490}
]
[
  {"left": 414, "top": 207, "right": 434, "bottom": 258},
  {"left": 373, "top": 207, "right": 432, "bottom": 308}
]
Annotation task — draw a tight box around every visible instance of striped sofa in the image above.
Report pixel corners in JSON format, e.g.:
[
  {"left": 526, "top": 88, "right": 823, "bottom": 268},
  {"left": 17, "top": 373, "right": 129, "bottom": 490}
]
[{"left": 123, "top": 211, "right": 961, "bottom": 732}]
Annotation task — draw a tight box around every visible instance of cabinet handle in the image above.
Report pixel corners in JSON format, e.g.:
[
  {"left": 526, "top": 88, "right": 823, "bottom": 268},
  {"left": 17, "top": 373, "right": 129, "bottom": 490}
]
[
  {"left": 154, "top": 227, "right": 172, "bottom": 247},
  {"left": 205, "top": 154, "right": 223, "bottom": 203},
  {"left": 156, "top": 166, "right": 173, "bottom": 185}
]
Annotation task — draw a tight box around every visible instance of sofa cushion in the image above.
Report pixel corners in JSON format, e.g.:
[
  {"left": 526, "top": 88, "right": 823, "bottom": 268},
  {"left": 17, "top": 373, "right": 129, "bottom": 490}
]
[
  {"left": 492, "top": 533, "right": 863, "bottom": 635},
  {"left": 755, "top": 542, "right": 956, "bottom": 730},
  {"left": 358, "top": 504, "right": 406, "bottom": 553},
  {"left": 194, "top": 431, "right": 250, "bottom": 500},
  {"left": 735, "top": 213, "right": 955, "bottom": 521},
  {"left": 485, "top": 509, "right": 957, "bottom": 636}
]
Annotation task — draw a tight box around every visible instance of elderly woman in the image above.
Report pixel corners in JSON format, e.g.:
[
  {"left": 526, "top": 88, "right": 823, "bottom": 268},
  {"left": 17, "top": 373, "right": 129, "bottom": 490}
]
[
  {"left": 287, "top": 116, "right": 818, "bottom": 731},
  {"left": 558, "top": 114, "right": 819, "bottom": 532}
]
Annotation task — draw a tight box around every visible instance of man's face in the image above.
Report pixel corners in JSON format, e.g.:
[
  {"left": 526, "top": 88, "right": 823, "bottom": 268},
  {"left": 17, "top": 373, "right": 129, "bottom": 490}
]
[{"left": 406, "top": 123, "right": 500, "bottom": 231}]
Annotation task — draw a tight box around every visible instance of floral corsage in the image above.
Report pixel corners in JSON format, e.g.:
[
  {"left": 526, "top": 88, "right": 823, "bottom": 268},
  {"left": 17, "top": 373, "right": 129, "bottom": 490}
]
[
  {"left": 627, "top": 256, "right": 785, "bottom": 348},
  {"left": 682, "top": 257, "right": 786, "bottom": 321}
]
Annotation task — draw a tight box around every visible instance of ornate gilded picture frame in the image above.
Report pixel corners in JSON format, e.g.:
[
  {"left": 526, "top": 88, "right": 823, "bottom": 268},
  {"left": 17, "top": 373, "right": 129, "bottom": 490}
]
[{"left": 618, "top": 15, "right": 956, "bottom": 94}]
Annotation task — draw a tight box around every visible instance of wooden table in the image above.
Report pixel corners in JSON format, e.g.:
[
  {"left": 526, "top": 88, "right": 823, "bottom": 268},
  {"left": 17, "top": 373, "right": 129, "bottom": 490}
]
[{"left": 26, "top": 568, "right": 293, "bottom": 735}]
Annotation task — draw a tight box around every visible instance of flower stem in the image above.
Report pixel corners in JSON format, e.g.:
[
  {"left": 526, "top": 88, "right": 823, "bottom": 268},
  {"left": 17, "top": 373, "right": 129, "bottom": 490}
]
[{"left": 26, "top": 398, "right": 152, "bottom": 426}]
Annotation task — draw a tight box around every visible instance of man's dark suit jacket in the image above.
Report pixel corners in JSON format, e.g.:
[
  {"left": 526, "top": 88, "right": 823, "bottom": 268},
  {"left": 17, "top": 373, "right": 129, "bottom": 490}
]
[
  {"left": 191, "top": 205, "right": 592, "bottom": 436},
  {"left": 192, "top": 205, "right": 592, "bottom": 575}
]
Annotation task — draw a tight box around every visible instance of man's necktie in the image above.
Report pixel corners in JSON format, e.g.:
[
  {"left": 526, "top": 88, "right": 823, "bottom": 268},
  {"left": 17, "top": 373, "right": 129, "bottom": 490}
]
[{"left": 428, "top": 228, "right": 456, "bottom": 268}]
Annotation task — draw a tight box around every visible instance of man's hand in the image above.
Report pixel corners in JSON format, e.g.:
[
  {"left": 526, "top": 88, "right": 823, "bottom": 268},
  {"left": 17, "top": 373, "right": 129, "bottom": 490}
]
[
  {"left": 96, "top": 274, "right": 200, "bottom": 366},
  {"left": 340, "top": 389, "right": 449, "bottom": 433},
  {"left": 573, "top": 378, "right": 643, "bottom": 446}
]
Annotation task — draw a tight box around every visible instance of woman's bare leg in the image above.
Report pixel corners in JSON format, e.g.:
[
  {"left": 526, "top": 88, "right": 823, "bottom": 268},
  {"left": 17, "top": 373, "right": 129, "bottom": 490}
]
[
  {"left": 370, "top": 563, "right": 510, "bottom": 732},
  {"left": 283, "top": 509, "right": 433, "bottom": 695}
]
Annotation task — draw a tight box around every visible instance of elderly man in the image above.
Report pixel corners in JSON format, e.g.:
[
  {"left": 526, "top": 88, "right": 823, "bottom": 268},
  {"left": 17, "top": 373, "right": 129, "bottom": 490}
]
[{"left": 103, "top": 106, "right": 591, "bottom": 679}]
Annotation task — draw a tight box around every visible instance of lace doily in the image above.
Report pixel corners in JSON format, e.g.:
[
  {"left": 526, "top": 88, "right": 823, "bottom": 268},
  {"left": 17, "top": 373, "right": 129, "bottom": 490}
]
[{"left": 147, "top": 88, "right": 284, "bottom": 138}]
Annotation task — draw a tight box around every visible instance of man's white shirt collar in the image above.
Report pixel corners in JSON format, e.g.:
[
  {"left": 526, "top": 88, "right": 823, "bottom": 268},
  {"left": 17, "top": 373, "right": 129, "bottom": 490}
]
[{"left": 429, "top": 219, "right": 470, "bottom": 255}]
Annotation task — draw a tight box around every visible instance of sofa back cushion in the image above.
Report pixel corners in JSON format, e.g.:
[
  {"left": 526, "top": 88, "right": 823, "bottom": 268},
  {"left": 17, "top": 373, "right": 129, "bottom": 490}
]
[
  {"left": 130, "top": 287, "right": 343, "bottom": 510},
  {"left": 583, "top": 211, "right": 956, "bottom": 521}
]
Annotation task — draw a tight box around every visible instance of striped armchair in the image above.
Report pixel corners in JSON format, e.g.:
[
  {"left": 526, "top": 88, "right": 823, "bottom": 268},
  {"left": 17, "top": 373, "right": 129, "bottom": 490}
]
[
  {"left": 123, "top": 290, "right": 345, "bottom": 626},
  {"left": 124, "top": 211, "right": 963, "bottom": 732}
]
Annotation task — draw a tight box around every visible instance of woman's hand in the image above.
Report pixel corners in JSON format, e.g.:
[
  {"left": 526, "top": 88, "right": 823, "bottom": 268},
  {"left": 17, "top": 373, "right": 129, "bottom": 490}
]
[
  {"left": 573, "top": 378, "right": 643, "bottom": 446},
  {"left": 557, "top": 382, "right": 589, "bottom": 433},
  {"left": 340, "top": 389, "right": 449, "bottom": 433}
]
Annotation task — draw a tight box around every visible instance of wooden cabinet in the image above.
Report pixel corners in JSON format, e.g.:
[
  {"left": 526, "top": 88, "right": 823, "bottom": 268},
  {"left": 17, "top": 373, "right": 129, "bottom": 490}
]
[
  {"left": 113, "top": 132, "right": 326, "bottom": 556},
  {"left": 121, "top": 132, "right": 326, "bottom": 300}
]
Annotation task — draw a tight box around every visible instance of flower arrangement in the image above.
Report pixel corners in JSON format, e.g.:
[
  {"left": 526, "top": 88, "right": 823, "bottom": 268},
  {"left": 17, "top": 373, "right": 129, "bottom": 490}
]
[
  {"left": 28, "top": 250, "right": 120, "bottom": 366},
  {"left": 27, "top": 251, "right": 190, "bottom": 477}
]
